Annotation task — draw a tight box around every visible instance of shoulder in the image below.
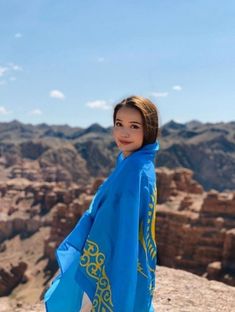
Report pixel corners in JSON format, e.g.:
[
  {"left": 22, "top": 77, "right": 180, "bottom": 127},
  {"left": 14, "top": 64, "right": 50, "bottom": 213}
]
[
  {"left": 131, "top": 158, "right": 156, "bottom": 184},
  {"left": 121, "top": 155, "right": 152, "bottom": 172},
  {"left": 118, "top": 159, "right": 155, "bottom": 190}
]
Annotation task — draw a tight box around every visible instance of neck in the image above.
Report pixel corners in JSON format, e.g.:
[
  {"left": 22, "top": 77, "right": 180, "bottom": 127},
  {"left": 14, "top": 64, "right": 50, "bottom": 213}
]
[{"left": 123, "top": 152, "right": 131, "bottom": 158}]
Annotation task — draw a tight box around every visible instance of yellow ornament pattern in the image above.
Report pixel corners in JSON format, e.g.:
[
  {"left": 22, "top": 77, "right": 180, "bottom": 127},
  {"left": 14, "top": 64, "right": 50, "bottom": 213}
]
[
  {"left": 79, "top": 239, "right": 114, "bottom": 311},
  {"left": 138, "top": 185, "right": 157, "bottom": 290},
  {"left": 147, "top": 185, "right": 157, "bottom": 260},
  {"left": 79, "top": 185, "right": 157, "bottom": 308}
]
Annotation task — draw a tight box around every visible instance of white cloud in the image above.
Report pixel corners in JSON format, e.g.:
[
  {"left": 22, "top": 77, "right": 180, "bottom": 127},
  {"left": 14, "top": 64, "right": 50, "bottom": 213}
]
[
  {"left": 172, "top": 85, "right": 182, "bottom": 91},
  {"left": 151, "top": 92, "right": 168, "bottom": 98},
  {"left": 8, "top": 63, "right": 23, "bottom": 71},
  {"left": 98, "top": 57, "right": 105, "bottom": 63},
  {"left": 86, "top": 100, "right": 111, "bottom": 110},
  {"left": 50, "top": 90, "right": 65, "bottom": 100},
  {"left": 0, "top": 66, "right": 8, "bottom": 77},
  {"left": 1, "top": 63, "right": 23, "bottom": 79},
  {"left": 28, "top": 109, "right": 42, "bottom": 116},
  {"left": 15, "top": 33, "right": 22, "bottom": 38},
  {"left": 0, "top": 106, "right": 12, "bottom": 115}
]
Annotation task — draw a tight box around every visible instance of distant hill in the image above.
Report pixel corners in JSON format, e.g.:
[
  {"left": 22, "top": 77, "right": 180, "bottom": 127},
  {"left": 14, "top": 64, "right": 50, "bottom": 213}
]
[
  {"left": 0, "top": 119, "right": 234, "bottom": 191},
  {"left": 158, "top": 120, "right": 235, "bottom": 191}
]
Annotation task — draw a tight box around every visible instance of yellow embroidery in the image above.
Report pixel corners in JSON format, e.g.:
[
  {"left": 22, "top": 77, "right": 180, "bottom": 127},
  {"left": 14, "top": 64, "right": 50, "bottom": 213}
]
[
  {"left": 139, "top": 185, "right": 157, "bottom": 260},
  {"left": 138, "top": 186, "right": 157, "bottom": 293},
  {"left": 137, "top": 260, "right": 148, "bottom": 278},
  {"left": 80, "top": 239, "right": 113, "bottom": 311},
  {"left": 139, "top": 220, "right": 147, "bottom": 254},
  {"left": 146, "top": 185, "right": 157, "bottom": 260},
  {"left": 149, "top": 278, "right": 155, "bottom": 296}
]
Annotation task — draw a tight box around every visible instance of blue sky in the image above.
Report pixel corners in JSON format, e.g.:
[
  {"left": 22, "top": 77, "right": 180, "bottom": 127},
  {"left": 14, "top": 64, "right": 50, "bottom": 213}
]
[{"left": 0, "top": 0, "right": 234, "bottom": 128}]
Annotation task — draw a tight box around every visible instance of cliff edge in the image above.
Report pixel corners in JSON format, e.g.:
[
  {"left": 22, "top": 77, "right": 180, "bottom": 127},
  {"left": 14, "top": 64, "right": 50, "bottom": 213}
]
[{"left": 1, "top": 265, "right": 235, "bottom": 312}]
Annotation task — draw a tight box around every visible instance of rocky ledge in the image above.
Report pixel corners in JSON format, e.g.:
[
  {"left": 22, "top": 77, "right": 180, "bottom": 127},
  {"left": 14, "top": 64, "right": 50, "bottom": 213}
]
[{"left": 1, "top": 265, "right": 235, "bottom": 312}]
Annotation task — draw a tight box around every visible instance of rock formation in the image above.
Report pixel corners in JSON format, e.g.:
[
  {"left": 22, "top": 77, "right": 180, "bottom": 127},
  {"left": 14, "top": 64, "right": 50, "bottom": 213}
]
[
  {"left": 1, "top": 119, "right": 235, "bottom": 191},
  {"left": 0, "top": 177, "right": 100, "bottom": 296},
  {"left": 156, "top": 167, "right": 235, "bottom": 286},
  {"left": 0, "top": 166, "right": 234, "bottom": 308},
  {"left": 0, "top": 262, "right": 27, "bottom": 296}
]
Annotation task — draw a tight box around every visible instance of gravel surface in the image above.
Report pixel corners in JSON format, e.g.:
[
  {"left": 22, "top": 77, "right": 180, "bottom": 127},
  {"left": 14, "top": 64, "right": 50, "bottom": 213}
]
[{"left": 1, "top": 265, "right": 235, "bottom": 311}]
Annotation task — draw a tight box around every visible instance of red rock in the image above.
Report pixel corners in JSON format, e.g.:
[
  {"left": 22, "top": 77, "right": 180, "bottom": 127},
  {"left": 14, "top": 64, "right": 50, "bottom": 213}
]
[
  {"left": 222, "top": 228, "right": 235, "bottom": 274},
  {"left": 0, "top": 261, "right": 27, "bottom": 296},
  {"left": 156, "top": 167, "right": 235, "bottom": 286}
]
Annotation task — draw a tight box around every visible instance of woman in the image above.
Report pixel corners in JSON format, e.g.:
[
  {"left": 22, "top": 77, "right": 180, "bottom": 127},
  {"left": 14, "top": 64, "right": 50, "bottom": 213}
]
[{"left": 44, "top": 95, "right": 160, "bottom": 311}]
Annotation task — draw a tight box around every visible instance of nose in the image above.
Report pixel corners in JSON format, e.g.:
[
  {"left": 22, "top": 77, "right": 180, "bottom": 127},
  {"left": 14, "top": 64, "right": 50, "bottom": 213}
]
[{"left": 119, "top": 127, "right": 130, "bottom": 137}]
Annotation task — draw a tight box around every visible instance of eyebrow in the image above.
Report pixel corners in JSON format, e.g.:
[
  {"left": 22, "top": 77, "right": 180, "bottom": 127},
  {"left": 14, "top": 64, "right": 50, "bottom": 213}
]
[{"left": 116, "top": 118, "right": 142, "bottom": 125}]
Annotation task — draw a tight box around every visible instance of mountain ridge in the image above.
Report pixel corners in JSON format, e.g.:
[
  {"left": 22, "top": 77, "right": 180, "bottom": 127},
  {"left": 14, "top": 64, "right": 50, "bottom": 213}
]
[{"left": 0, "top": 119, "right": 234, "bottom": 191}]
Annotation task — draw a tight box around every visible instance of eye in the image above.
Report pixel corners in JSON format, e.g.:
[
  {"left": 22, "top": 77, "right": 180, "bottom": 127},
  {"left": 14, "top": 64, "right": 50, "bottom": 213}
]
[
  {"left": 114, "top": 122, "right": 140, "bottom": 129},
  {"left": 131, "top": 124, "right": 139, "bottom": 129}
]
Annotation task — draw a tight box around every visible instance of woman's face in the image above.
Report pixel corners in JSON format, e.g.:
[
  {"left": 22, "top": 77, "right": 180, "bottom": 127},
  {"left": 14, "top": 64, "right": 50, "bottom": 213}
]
[{"left": 112, "top": 107, "right": 144, "bottom": 158}]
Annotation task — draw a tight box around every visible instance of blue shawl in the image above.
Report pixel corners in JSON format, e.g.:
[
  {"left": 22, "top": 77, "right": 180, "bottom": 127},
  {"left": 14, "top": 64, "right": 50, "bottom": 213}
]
[{"left": 44, "top": 141, "right": 160, "bottom": 312}]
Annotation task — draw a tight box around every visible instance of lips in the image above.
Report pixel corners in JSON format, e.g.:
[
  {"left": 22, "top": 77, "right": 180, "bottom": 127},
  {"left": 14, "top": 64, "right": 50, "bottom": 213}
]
[{"left": 119, "top": 139, "right": 132, "bottom": 145}]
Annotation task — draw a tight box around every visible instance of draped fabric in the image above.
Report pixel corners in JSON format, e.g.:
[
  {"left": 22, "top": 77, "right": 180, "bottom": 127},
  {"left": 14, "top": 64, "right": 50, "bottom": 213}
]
[{"left": 44, "top": 141, "right": 160, "bottom": 312}]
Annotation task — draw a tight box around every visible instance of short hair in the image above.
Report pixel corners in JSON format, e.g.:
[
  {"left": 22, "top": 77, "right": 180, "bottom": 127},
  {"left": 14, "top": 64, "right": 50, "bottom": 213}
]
[{"left": 113, "top": 95, "right": 159, "bottom": 146}]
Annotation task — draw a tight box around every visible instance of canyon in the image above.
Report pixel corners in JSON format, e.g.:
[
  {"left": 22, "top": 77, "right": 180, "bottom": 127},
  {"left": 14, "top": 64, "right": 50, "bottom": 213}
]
[{"left": 0, "top": 119, "right": 234, "bottom": 311}]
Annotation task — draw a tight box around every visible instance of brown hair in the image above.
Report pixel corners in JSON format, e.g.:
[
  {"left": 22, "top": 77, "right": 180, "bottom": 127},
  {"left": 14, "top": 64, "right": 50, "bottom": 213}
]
[{"left": 113, "top": 95, "right": 159, "bottom": 146}]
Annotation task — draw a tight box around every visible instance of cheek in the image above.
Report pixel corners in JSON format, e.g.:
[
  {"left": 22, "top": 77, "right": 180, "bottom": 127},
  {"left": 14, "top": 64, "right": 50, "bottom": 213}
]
[
  {"left": 112, "top": 128, "right": 119, "bottom": 138},
  {"left": 137, "top": 130, "right": 144, "bottom": 140}
]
